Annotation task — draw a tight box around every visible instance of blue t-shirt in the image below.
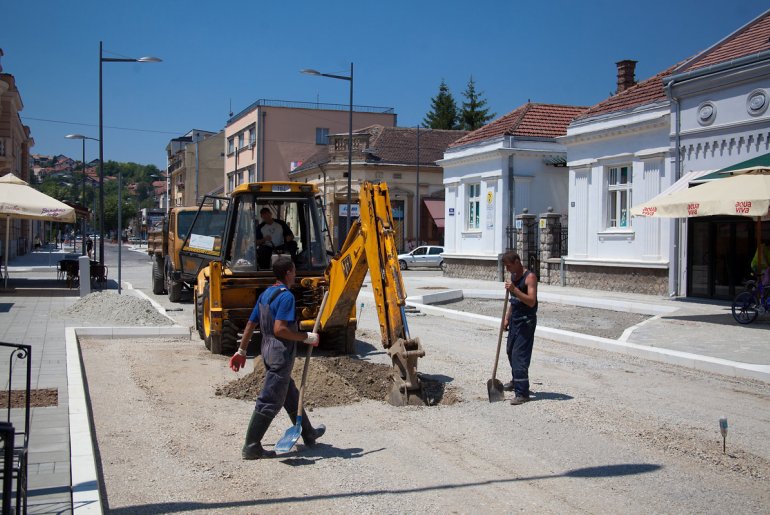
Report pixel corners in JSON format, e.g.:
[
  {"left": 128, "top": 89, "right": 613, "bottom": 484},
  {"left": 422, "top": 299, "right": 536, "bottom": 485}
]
[{"left": 248, "top": 285, "right": 295, "bottom": 324}]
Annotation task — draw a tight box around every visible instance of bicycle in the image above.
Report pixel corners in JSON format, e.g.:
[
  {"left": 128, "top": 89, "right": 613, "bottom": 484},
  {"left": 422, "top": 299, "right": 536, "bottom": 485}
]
[{"left": 731, "top": 274, "right": 770, "bottom": 324}]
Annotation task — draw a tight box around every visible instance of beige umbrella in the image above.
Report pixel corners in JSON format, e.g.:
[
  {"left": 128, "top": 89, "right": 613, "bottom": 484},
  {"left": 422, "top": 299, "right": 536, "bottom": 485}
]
[
  {"left": 0, "top": 173, "right": 76, "bottom": 288},
  {"left": 631, "top": 168, "right": 770, "bottom": 269}
]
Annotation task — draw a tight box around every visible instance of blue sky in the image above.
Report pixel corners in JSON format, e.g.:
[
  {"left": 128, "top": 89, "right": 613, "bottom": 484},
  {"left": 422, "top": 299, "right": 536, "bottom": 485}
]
[{"left": 4, "top": 1, "right": 768, "bottom": 169}]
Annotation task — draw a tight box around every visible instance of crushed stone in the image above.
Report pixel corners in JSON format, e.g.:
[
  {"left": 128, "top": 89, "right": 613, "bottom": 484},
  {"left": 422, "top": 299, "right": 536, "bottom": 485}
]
[{"left": 57, "top": 291, "right": 173, "bottom": 326}]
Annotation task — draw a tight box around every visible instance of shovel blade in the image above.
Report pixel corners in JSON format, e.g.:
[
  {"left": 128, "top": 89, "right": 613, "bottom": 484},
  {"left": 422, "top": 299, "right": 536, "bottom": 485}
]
[
  {"left": 487, "top": 378, "right": 505, "bottom": 403},
  {"left": 274, "top": 422, "right": 301, "bottom": 454}
]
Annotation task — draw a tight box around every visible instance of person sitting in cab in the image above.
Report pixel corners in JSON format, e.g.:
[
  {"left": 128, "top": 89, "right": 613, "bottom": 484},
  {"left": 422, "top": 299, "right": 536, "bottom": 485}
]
[{"left": 256, "top": 207, "right": 298, "bottom": 269}]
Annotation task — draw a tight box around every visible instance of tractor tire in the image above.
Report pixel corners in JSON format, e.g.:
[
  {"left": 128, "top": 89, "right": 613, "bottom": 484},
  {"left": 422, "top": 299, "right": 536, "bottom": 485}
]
[
  {"left": 325, "top": 323, "right": 358, "bottom": 354},
  {"left": 209, "top": 333, "right": 223, "bottom": 355},
  {"left": 151, "top": 256, "right": 165, "bottom": 295},
  {"left": 201, "top": 282, "right": 213, "bottom": 351},
  {"left": 221, "top": 320, "right": 239, "bottom": 355},
  {"left": 165, "top": 258, "right": 183, "bottom": 302},
  {"left": 195, "top": 287, "right": 205, "bottom": 341},
  {"left": 167, "top": 279, "right": 183, "bottom": 303}
]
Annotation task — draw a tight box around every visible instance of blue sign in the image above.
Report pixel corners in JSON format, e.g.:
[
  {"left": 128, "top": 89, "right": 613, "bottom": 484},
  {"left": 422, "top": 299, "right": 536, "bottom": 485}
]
[{"left": 448, "top": 208, "right": 455, "bottom": 216}]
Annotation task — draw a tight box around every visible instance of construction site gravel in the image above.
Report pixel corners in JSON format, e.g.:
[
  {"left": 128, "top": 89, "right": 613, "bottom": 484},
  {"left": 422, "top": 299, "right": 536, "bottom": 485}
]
[
  {"left": 78, "top": 302, "right": 770, "bottom": 514},
  {"left": 58, "top": 291, "right": 173, "bottom": 326}
]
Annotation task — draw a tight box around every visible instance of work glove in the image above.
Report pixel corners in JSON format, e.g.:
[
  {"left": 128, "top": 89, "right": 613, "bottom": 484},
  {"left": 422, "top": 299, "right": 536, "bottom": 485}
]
[
  {"left": 229, "top": 350, "right": 247, "bottom": 372},
  {"left": 303, "top": 332, "right": 320, "bottom": 347}
]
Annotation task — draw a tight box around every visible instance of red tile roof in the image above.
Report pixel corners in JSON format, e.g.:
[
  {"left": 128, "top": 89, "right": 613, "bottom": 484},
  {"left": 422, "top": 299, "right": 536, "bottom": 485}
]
[
  {"left": 577, "top": 11, "right": 770, "bottom": 121},
  {"left": 678, "top": 10, "right": 770, "bottom": 72},
  {"left": 292, "top": 126, "right": 467, "bottom": 173},
  {"left": 449, "top": 103, "right": 588, "bottom": 148},
  {"left": 574, "top": 63, "right": 681, "bottom": 121}
]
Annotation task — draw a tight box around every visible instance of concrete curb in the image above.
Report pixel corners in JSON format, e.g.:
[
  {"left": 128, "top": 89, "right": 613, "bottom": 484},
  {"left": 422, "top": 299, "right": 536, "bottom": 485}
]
[
  {"left": 375, "top": 292, "right": 770, "bottom": 383},
  {"left": 66, "top": 325, "right": 193, "bottom": 514}
]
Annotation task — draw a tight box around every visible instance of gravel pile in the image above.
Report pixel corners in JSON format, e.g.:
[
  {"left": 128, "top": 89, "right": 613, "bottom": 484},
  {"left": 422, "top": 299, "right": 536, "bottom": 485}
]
[{"left": 58, "top": 291, "right": 173, "bottom": 326}]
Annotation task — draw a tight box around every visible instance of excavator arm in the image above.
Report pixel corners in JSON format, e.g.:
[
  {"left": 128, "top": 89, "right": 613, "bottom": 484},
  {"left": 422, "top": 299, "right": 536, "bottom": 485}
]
[{"left": 320, "top": 182, "right": 425, "bottom": 405}]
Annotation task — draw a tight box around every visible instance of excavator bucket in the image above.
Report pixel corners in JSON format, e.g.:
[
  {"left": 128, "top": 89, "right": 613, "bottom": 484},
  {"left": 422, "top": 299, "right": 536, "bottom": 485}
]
[{"left": 387, "top": 337, "right": 426, "bottom": 406}]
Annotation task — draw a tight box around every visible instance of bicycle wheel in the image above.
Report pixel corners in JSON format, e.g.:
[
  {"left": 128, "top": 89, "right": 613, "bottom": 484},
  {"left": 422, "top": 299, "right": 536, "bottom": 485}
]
[{"left": 732, "top": 291, "right": 759, "bottom": 324}]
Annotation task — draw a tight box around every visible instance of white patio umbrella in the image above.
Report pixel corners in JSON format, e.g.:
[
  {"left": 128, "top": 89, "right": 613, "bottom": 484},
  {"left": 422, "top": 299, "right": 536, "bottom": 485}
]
[
  {"left": 631, "top": 168, "right": 770, "bottom": 269},
  {"left": 0, "top": 173, "right": 76, "bottom": 288}
]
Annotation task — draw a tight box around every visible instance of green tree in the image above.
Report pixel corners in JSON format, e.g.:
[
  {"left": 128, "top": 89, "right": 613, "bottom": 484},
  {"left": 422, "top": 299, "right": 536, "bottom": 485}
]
[
  {"left": 423, "top": 79, "right": 459, "bottom": 130},
  {"left": 103, "top": 193, "right": 138, "bottom": 234},
  {"left": 460, "top": 76, "right": 495, "bottom": 131}
]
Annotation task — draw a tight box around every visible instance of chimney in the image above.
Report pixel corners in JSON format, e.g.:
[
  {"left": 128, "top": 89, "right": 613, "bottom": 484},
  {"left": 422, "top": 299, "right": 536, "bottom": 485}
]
[{"left": 615, "top": 59, "right": 637, "bottom": 94}]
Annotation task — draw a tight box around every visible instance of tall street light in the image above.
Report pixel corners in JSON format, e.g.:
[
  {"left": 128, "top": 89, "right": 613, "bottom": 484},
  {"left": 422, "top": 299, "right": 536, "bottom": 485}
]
[
  {"left": 99, "top": 41, "right": 161, "bottom": 294},
  {"left": 65, "top": 134, "right": 98, "bottom": 258},
  {"left": 301, "top": 63, "right": 354, "bottom": 239}
]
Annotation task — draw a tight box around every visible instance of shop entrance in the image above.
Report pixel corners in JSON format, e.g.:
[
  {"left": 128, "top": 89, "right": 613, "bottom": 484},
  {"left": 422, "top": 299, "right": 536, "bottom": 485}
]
[{"left": 687, "top": 216, "right": 767, "bottom": 299}]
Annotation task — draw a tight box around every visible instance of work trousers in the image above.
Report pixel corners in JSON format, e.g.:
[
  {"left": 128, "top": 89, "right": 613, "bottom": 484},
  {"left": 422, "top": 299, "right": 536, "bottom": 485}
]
[
  {"left": 254, "top": 338, "right": 301, "bottom": 419},
  {"left": 506, "top": 316, "right": 537, "bottom": 397}
]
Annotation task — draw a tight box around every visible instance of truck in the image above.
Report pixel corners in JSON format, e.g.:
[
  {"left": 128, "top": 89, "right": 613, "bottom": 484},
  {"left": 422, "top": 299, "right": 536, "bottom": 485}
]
[
  {"left": 179, "top": 181, "right": 425, "bottom": 405},
  {"left": 147, "top": 203, "right": 229, "bottom": 302}
]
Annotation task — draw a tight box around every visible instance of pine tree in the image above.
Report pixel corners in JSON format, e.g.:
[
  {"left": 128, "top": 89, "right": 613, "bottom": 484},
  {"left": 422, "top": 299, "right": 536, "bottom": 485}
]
[
  {"left": 423, "top": 79, "right": 459, "bottom": 130},
  {"left": 460, "top": 76, "right": 495, "bottom": 131}
]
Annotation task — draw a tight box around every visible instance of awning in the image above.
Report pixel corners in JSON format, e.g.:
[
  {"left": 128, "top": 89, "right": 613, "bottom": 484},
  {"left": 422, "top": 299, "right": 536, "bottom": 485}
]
[
  {"left": 699, "top": 152, "right": 770, "bottom": 180},
  {"left": 654, "top": 169, "right": 717, "bottom": 198},
  {"left": 423, "top": 199, "right": 445, "bottom": 229}
]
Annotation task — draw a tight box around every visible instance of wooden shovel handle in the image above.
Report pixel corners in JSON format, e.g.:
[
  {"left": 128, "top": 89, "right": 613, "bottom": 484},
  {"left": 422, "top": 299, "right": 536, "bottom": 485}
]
[
  {"left": 491, "top": 290, "right": 510, "bottom": 380},
  {"left": 297, "top": 291, "right": 329, "bottom": 420}
]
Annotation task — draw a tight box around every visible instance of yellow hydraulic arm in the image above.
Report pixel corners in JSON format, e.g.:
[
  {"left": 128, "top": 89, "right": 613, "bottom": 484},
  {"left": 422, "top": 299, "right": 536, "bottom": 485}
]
[{"left": 320, "top": 181, "right": 425, "bottom": 405}]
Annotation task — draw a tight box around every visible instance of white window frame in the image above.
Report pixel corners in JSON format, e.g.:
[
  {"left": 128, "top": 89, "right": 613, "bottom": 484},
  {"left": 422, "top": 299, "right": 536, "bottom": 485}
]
[
  {"left": 248, "top": 166, "right": 256, "bottom": 183},
  {"left": 606, "top": 165, "right": 632, "bottom": 229},
  {"left": 227, "top": 172, "right": 235, "bottom": 193},
  {"left": 238, "top": 133, "right": 245, "bottom": 149},
  {"left": 227, "top": 138, "right": 234, "bottom": 155},
  {"left": 249, "top": 128, "right": 256, "bottom": 145},
  {"left": 466, "top": 183, "right": 481, "bottom": 230}
]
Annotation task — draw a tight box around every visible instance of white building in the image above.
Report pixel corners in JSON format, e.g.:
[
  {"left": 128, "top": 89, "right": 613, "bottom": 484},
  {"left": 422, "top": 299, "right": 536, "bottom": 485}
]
[
  {"left": 439, "top": 103, "right": 587, "bottom": 280},
  {"left": 561, "top": 10, "right": 770, "bottom": 298}
]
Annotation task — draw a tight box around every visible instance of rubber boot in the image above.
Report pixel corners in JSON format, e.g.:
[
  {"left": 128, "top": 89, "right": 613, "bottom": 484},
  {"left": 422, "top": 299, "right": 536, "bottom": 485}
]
[
  {"left": 242, "top": 411, "right": 277, "bottom": 460},
  {"left": 289, "top": 411, "right": 326, "bottom": 447}
]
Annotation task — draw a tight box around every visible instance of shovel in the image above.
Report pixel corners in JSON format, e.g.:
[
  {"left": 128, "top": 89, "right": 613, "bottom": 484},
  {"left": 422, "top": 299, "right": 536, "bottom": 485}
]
[
  {"left": 487, "top": 290, "right": 510, "bottom": 402},
  {"left": 275, "top": 291, "right": 329, "bottom": 454}
]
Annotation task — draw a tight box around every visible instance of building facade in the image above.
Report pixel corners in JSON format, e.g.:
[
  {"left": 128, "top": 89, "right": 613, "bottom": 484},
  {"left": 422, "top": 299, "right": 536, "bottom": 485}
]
[
  {"left": 561, "top": 10, "right": 770, "bottom": 298},
  {"left": 0, "top": 50, "right": 36, "bottom": 259},
  {"left": 166, "top": 130, "right": 224, "bottom": 207},
  {"left": 223, "top": 100, "right": 397, "bottom": 195},
  {"left": 438, "top": 103, "right": 587, "bottom": 280},
  {"left": 290, "top": 125, "right": 465, "bottom": 250}
]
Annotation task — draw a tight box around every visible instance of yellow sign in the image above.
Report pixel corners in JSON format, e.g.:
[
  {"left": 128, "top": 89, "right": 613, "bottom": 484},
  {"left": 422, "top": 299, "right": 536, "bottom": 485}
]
[{"left": 486, "top": 191, "right": 494, "bottom": 205}]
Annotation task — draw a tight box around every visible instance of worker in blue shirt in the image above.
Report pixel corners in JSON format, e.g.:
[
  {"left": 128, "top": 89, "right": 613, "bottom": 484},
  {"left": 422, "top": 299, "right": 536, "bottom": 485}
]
[{"left": 229, "top": 257, "right": 325, "bottom": 459}]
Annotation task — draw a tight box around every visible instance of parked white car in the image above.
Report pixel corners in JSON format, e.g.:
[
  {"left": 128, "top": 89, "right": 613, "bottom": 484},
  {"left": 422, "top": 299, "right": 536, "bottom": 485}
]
[{"left": 398, "top": 246, "right": 445, "bottom": 270}]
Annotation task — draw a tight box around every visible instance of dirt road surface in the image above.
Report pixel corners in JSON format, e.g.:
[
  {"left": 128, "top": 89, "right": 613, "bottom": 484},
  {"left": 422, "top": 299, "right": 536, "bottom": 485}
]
[{"left": 81, "top": 310, "right": 770, "bottom": 514}]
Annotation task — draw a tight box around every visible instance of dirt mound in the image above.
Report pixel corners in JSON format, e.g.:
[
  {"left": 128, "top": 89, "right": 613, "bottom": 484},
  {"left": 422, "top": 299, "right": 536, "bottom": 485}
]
[{"left": 216, "top": 355, "right": 460, "bottom": 407}]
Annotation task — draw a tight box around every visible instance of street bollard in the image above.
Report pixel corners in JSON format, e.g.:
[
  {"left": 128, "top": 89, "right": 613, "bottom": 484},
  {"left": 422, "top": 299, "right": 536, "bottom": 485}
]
[{"left": 79, "top": 255, "right": 91, "bottom": 297}]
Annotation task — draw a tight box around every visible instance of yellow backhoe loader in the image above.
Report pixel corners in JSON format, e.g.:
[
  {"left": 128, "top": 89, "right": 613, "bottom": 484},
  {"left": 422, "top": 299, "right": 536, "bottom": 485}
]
[{"left": 180, "top": 181, "right": 424, "bottom": 405}]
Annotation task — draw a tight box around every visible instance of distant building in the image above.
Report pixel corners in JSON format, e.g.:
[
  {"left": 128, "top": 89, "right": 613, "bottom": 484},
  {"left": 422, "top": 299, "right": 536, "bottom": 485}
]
[
  {"left": 0, "top": 48, "right": 36, "bottom": 257},
  {"left": 291, "top": 125, "right": 466, "bottom": 249},
  {"left": 224, "top": 99, "right": 397, "bottom": 195},
  {"left": 165, "top": 130, "right": 224, "bottom": 207}
]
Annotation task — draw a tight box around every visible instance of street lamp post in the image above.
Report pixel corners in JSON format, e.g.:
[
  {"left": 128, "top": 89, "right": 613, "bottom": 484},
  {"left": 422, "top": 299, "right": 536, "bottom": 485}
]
[
  {"left": 65, "top": 134, "right": 98, "bottom": 258},
  {"left": 301, "top": 63, "right": 354, "bottom": 238},
  {"left": 99, "top": 41, "right": 160, "bottom": 293}
]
